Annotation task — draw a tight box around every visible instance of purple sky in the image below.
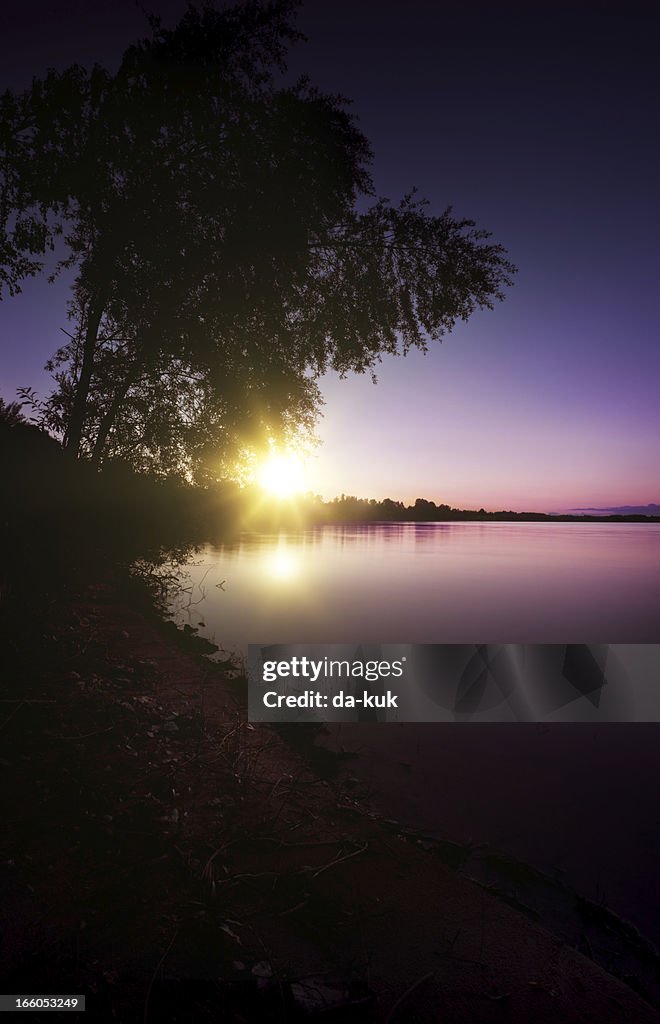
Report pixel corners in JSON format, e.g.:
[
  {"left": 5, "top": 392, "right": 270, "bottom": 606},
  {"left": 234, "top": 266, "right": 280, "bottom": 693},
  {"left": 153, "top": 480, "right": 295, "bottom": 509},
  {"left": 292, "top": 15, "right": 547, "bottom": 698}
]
[{"left": 1, "top": 1, "right": 659, "bottom": 513}]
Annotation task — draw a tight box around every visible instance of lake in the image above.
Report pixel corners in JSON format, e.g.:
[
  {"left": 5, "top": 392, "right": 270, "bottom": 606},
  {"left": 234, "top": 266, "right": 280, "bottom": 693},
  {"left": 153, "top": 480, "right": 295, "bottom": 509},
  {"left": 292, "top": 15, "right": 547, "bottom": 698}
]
[
  {"left": 167, "top": 521, "right": 660, "bottom": 966},
  {"left": 169, "top": 521, "right": 660, "bottom": 651}
]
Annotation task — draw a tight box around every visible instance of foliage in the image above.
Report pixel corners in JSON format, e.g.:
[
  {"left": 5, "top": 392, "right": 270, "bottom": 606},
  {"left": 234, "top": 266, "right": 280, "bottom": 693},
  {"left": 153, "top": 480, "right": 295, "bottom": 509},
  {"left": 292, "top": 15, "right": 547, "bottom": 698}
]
[
  {"left": 1, "top": 1, "right": 515, "bottom": 480},
  {"left": 0, "top": 397, "right": 26, "bottom": 425}
]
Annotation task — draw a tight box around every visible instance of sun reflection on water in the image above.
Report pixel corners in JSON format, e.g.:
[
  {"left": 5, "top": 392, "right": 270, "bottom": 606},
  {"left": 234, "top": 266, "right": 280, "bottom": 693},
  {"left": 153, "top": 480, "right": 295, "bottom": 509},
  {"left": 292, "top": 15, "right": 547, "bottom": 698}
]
[{"left": 265, "top": 545, "right": 299, "bottom": 582}]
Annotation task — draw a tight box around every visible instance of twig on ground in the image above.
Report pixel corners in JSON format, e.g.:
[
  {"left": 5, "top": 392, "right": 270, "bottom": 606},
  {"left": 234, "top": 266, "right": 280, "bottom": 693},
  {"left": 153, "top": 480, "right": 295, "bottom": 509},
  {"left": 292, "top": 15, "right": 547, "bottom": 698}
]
[
  {"left": 0, "top": 701, "right": 26, "bottom": 730},
  {"left": 0, "top": 698, "right": 57, "bottom": 703},
  {"left": 312, "top": 841, "right": 368, "bottom": 878},
  {"left": 277, "top": 898, "right": 309, "bottom": 917},
  {"left": 54, "top": 724, "right": 117, "bottom": 740},
  {"left": 143, "top": 928, "right": 178, "bottom": 1024},
  {"left": 385, "top": 972, "right": 434, "bottom": 1023}
]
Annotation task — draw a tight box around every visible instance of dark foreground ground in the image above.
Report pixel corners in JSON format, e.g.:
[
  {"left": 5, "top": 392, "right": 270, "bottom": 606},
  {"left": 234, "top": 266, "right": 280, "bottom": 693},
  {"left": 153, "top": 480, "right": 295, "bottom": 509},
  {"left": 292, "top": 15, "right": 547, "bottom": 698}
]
[
  {"left": 320, "top": 719, "right": 660, "bottom": 1005},
  {"left": 2, "top": 570, "right": 660, "bottom": 1022}
]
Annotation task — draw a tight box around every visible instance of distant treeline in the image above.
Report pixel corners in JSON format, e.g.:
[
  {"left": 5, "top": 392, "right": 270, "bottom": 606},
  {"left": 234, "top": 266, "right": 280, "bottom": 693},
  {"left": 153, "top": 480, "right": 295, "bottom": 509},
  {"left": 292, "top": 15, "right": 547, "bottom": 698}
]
[
  {"left": 309, "top": 494, "right": 660, "bottom": 524},
  {"left": 134, "top": 485, "right": 660, "bottom": 537}
]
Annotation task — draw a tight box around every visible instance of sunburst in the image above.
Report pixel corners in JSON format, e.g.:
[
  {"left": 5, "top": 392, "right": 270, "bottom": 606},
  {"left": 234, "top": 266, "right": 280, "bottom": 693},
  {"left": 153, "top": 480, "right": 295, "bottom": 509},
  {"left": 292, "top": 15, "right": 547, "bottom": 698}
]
[{"left": 257, "top": 451, "right": 305, "bottom": 498}]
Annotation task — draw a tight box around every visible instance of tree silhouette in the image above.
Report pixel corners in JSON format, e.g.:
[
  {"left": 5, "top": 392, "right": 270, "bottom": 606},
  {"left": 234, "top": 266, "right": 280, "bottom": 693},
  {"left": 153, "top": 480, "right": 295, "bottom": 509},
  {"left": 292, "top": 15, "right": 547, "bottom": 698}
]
[
  {"left": 0, "top": 398, "right": 26, "bottom": 426},
  {"left": 2, "top": 1, "right": 515, "bottom": 479}
]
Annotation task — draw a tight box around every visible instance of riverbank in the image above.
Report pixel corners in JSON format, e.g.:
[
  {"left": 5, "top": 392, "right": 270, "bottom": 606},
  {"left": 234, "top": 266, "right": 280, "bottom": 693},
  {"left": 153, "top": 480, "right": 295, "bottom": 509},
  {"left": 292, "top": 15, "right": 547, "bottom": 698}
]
[
  {"left": 2, "top": 570, "right": 659, "bottom": 1022},
  {"left": 319, "top": 720, "right": 660, "bottom": 1005}
]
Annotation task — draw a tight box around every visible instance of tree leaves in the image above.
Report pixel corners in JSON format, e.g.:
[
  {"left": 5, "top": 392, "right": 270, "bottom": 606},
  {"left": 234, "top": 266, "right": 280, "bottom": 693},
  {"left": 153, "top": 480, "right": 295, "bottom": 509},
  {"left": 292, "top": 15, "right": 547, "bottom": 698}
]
[{"left": 1, "top": 1, "right": 515, "bottom": 480}]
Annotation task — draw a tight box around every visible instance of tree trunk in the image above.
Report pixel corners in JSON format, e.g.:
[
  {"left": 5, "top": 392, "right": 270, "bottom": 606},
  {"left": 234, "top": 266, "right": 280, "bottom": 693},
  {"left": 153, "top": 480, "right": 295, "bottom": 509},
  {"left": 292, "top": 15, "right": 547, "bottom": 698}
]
[
  {"left": 64, "top": 294, "right": 105, "bottom": 458},
  {"left": 89, "top": 364, "right": 140, "bottom": 470}
]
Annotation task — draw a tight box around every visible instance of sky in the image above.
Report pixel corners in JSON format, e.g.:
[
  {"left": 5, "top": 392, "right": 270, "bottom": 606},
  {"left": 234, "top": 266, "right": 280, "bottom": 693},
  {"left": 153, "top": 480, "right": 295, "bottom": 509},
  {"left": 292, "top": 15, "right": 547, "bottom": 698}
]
[{"left": 1, "top": 0, "right": 659, "bottom": 513}]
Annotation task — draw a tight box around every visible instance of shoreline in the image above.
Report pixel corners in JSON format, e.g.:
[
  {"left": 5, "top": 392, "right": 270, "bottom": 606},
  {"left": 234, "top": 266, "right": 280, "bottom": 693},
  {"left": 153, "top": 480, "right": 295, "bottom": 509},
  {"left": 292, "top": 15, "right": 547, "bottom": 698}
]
[
  {"left": 2, "top": 568, "right": 660, "bottom": 1020},
  {"left": 318, "top": 721, "right": 660, "bottom": 1005},
  {"left": 310, "top": 515, "right": 660, "bottom": 524}
]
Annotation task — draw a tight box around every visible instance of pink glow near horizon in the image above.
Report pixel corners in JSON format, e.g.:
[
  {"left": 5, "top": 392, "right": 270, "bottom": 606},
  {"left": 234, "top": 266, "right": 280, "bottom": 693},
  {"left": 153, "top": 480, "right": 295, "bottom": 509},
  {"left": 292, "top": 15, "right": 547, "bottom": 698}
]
[{"left": 304, "top": 335, "right": 659, "bottom": 514}]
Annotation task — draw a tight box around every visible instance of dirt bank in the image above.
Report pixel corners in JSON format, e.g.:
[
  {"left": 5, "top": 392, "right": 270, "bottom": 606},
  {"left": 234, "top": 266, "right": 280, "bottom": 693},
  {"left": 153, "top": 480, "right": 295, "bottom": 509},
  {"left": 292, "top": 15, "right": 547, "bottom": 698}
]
[{"left": 1, "top": 571, "right": 658, "bottom": 1022}]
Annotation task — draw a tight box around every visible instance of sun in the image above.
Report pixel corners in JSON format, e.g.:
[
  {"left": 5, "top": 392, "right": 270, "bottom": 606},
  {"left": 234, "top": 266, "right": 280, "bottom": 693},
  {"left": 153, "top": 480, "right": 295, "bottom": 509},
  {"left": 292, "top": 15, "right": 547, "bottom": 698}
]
[{"left": 257, "top": 451, "right": 306, "bottom": 498}]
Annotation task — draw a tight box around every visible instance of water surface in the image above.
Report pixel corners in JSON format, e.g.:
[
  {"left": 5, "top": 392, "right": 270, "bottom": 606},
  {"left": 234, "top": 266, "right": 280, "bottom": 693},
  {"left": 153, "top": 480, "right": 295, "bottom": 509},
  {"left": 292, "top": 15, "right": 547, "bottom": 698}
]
[
  {"left": 169, "top": 522, "right": 660, "bottom": 650},
  {"left": 167, "top": 522, "right": 660, "bottom": 954}
]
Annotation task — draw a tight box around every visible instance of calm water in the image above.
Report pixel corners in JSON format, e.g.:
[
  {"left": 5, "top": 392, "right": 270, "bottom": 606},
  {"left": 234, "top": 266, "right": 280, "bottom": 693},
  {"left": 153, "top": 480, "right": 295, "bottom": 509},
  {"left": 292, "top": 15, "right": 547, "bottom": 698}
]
[
  {"left": 169, "top": 522, "right": 660, "bottom": 651},
  {"left": 169, "top": 522, "right": 660, "bottom": 954}
]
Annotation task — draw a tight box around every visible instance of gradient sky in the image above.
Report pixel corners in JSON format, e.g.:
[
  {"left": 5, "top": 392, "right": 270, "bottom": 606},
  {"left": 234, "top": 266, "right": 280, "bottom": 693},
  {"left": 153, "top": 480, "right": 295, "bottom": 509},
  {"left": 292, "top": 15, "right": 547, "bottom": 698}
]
[{"left": 1, "top": 1, "right": 658, "bottom": 512}]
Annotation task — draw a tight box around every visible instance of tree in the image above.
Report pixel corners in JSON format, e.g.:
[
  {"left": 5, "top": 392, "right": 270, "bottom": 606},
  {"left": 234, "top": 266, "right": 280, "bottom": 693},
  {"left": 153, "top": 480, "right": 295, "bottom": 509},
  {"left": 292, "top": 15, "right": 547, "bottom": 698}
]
[
  {"left": 413, "top": 498, "right": 438, "bottom": 519},
  {"left": 1, "top": 1, "right": 515, "bottom": 481},
  {"left": 0, "top": 398, "right": 26, "bottom": 426}
]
